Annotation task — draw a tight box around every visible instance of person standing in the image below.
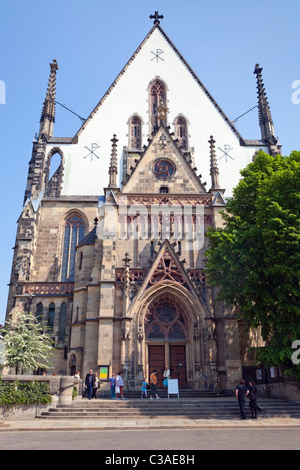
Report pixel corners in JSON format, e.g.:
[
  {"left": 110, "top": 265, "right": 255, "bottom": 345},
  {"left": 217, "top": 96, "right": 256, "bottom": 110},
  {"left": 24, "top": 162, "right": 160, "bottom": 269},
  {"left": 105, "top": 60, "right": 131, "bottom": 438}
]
[
  {"left": 141, "top": 377, "right": 148, "bottom": 399},
  {"left": 149, "top": 370, "right": 160, "bottom": 399},
  {"left": 116, "top": 371, "right": 125, "bottom": 400},
  {"left": 109, "top": 372, "right": 116, "bottom": 399},
  {"left": 163, "top": 365, "right": 170, "bottom": 389},
  {"left": 85, "top": 369, "right": 95, "bottom": 400},
  {"left": 92, "top": 373, "right": 100, "bottom": 399},
  {"left": 235, "top": 378, "right": 249, "bottom": 419}
]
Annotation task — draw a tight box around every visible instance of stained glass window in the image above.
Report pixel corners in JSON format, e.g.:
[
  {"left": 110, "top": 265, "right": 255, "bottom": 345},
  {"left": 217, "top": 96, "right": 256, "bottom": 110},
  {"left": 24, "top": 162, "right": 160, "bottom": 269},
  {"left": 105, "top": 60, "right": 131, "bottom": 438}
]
[
  {"left": 146, "top": 300, "right": 187, "bottom": 339},
  {"left": 149, "top": 79, "right": 167, "bottom": 132},
  {"left": 61, "top": 215, "right": 85, "bottom": 282}
]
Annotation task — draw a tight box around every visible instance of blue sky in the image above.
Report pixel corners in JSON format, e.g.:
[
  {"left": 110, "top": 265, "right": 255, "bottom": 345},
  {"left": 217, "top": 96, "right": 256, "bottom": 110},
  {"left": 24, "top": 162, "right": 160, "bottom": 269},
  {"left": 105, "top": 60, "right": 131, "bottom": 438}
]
[{"left": 0, "top": 0, "right": 300, "bottom": 324}]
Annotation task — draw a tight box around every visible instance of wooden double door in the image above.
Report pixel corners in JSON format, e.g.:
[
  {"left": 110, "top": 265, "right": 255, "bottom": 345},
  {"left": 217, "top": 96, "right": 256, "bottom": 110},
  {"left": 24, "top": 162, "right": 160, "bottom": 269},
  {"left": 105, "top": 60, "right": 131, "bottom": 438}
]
[{"left": 148, "top": 344, "right": 187, "bottom": 388}]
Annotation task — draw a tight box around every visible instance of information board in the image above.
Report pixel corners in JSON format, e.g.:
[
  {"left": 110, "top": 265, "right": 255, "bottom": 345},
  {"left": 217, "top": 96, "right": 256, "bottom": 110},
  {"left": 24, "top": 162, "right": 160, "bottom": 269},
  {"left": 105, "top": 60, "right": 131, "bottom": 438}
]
[{"left": 167, "top": 379, "right": 179, "bottom": 398}]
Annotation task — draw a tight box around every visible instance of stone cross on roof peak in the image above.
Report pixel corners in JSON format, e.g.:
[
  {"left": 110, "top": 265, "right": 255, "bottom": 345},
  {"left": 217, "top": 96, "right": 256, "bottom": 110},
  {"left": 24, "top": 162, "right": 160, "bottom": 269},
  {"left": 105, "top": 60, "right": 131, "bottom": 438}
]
[{"left": 150, "top": 11, "right": 164, "bottom": 25}]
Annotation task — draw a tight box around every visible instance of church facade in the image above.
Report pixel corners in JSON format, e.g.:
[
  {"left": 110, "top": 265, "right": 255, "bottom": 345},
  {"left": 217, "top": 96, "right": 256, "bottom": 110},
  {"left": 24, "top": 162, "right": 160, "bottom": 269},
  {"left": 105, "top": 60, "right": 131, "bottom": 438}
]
[{"left": 6, "top": 13, "right": 281, "bottom": 393}]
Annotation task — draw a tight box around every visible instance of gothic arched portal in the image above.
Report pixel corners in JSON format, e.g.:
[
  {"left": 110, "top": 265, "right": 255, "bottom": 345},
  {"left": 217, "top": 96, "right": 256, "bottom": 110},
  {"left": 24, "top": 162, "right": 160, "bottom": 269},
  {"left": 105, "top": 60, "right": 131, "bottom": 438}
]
[{"left": 129, "top": 283, "right": 211, "bottom": 390}]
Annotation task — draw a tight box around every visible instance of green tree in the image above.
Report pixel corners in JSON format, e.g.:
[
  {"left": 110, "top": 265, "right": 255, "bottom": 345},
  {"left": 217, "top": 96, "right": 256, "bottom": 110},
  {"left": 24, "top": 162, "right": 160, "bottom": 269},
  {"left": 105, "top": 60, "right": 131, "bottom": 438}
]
[
  {"left": 205, "top": 151, "right": 300, "bottom": 378},
  {"left": 1, "top": 312, "right": 54, "bottom": 374}
]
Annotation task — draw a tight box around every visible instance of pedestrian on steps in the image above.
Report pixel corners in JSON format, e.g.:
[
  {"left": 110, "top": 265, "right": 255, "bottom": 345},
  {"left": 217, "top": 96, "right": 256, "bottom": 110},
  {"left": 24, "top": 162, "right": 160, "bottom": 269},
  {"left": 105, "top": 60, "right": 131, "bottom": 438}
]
[
  {"left": 235, "top": 378, "right": 249, "bottom": 419},
  {"left": 116, "top": 371, "right": 125, "bottom": 400},
  {"left": 149, "top": 370, "right": 160, "bottom": 399}
]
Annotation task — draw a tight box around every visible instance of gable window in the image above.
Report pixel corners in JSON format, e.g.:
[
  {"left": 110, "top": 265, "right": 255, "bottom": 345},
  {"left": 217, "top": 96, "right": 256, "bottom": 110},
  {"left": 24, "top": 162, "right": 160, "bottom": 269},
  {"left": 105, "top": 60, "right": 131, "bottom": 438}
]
[
  {"left": 160, "top": 186, "right": 169, "bottom": 194},
  {"left": 129, "top": 115, "right": 142, "bottom": 149},
  {"left": 61, "top": 214, "right": 85, "bottom": 282},
  {"left": 149, "top": 79, "right": 167, "bottom": 133},
  {"left": 174, "top": 116, "right": 188, "bottom": 150}
]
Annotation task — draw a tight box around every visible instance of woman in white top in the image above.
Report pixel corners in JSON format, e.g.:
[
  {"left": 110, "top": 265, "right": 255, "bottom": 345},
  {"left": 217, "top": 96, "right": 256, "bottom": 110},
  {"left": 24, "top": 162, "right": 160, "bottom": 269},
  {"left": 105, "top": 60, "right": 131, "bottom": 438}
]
[{"left": 116, "top": 371, "right": 125, "bottom": 399}]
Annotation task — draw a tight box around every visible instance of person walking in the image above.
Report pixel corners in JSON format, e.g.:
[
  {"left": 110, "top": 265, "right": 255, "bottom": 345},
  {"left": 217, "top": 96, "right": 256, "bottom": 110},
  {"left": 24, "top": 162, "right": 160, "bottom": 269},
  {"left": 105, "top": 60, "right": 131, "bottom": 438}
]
[
  {"left": 149, "top": 370, "right": 160, "bottom": 399},
  {"left": 248, "top": 380, "right": 265, "bottom": 418},
  {"left": 109, "top": 372, "right": 117, "bottom": 399},
  {"left": 235, "top": 378, "right": 249, "bottom": 419},
  {"left": 141, "top": 377, "right": 148, "bottom": 399},
  {"left": 85, "top": 369, "right": 96, "bottom": 400},
  {"left": 92, "top": 373, "right": 100, "bottom": 399},
  {"left": 116, "top": 371, "right": 125, "bottom": 399}
]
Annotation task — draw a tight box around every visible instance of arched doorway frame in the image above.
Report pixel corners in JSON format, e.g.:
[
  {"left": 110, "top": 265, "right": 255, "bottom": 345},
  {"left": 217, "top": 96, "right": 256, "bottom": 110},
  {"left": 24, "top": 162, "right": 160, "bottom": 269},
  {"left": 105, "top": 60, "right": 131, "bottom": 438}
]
[{"left": 129, "top": 280, "right": 208, "bottom": 388}]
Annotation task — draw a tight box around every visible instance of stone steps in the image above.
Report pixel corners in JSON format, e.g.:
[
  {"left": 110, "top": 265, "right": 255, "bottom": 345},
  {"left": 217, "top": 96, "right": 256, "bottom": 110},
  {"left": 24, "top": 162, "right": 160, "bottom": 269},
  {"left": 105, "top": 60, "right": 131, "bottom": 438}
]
[{"left": 38, "top": 398, "right": 300, "bottom": 420}]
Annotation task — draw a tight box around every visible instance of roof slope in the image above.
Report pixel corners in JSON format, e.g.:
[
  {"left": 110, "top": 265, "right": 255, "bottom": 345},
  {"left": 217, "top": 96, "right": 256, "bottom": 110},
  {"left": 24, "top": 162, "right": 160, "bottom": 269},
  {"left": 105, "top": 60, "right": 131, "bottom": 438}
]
[{"left": 72, "top": 23, "right": 244, "bottom": 144}]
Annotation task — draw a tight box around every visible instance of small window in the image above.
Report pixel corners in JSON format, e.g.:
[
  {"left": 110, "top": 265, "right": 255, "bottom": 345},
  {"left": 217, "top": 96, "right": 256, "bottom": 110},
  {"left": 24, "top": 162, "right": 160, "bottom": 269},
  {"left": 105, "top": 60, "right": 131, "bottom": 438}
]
[
  {"left": 79, "top": 252, "right": 83, "bottom": 270},
  {"left": 48, "top": 303, "right": 55, "bottom": 334},
  {"left": 129, "top": 115, "right": 142, "bottom": 149},
  {"left": 58, "top": 303, "right": 67, "bottom": 342},
  {"left": 175, "top": 116, "right": 188, "bottom": 150},
  {"left": 36, "top": 302, "right": 43, "bottom": 324},
  {"left": 160, "top": 186, "right": 169, "bottom": 194}
]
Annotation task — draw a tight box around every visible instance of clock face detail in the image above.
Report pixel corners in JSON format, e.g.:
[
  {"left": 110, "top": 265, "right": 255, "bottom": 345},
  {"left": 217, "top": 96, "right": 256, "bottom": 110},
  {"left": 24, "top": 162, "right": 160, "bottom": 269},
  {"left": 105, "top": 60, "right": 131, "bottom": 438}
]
[{"left": 153, "top": 159, "right": 176, "bottom": 180}]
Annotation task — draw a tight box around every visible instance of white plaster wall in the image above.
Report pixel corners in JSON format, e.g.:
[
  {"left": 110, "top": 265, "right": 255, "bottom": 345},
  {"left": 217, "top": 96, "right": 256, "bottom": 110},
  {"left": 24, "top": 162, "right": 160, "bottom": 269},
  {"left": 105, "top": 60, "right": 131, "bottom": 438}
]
[{"left": 46, "top": 28, "right": 266, "bottom": 198}]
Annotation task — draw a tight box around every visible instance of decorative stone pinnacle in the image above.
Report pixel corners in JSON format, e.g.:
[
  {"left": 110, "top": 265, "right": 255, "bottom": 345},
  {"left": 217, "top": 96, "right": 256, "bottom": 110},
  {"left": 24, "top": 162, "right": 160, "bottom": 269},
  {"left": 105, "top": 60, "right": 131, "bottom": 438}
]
[
  {"left": 39, "top": 59, "right": 59, "bottom": 137},
  {"left": 157, "top": 99, "right": 168, "bottom": 124},
  {"left": 253, "top": 63, "right": 275, "bottom": 141},
  {"left": 122, "top": 252, "right": 131, "bottom": 267},
  {"left": 209, "top": 135, "right": 220, "bottom": 189},
  {"left": 108, "top": 134, "right": 118, "bottom": 188}
]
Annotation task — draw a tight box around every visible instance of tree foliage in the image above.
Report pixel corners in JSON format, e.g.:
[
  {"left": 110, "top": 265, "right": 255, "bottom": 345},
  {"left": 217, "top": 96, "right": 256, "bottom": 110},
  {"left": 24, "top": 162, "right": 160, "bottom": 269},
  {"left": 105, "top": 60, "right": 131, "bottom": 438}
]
[
  {"left": 1, "top": 312, "right": 54, "bottom": 374},
  {"left": 205, "top": 151, "right": 300, "bottom": 378}
]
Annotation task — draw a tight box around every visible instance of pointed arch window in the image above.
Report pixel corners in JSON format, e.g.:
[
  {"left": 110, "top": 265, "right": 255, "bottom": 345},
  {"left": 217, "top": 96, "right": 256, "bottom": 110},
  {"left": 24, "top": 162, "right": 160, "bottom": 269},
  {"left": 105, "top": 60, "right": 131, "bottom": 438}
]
[
  {"left": 146, "top": 300, "right": 187, "bottom": 340},
  {"left": 36, "top": 302, "right": 43, "bottom": 324},
  {"left": 48, "top": 303, "right": 55, "bottom": 334},
  {"left": 175, "top": 116, "right": 188, "bottom": 150},
  {"left": 58, "top": 303, "right": 67, "bottom": 342},
  {"left": 129, "top": 115, "right": 142, "bottom": 149},
  {"left": 61, "top": 214, "right": 85, "bottom": 282},
  {"left": 149, "top": 79, "right": 167, "bottom": 133}
]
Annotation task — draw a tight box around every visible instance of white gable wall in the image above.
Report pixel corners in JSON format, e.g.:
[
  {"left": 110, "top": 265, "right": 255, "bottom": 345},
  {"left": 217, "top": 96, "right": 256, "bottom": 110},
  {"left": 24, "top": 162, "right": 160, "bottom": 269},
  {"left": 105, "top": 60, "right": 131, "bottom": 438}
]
[{"left": 45, "top": 28, "right": 267, "bottom": 198}]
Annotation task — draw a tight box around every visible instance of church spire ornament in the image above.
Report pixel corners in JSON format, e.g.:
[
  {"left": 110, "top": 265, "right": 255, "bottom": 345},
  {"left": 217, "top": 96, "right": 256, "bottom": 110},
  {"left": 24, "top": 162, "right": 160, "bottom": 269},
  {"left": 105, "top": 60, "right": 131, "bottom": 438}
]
[
  {"left": 254, "top": 64, "right": 275, "bottom": 142},
  {"left": 150, "top": 11, "right": 164, "bottom": 25},
  {"left": 209, "top": 136, "right": 220, "bottom": 189},
  {"left": 108, "top": 134, "right": 118, "bottom": 188},
  {"left": 254, "top": 64, "right": 281, "bottom": 155},
  {"left": 39, "top": 59, "right": 58, "bottom": 138}
]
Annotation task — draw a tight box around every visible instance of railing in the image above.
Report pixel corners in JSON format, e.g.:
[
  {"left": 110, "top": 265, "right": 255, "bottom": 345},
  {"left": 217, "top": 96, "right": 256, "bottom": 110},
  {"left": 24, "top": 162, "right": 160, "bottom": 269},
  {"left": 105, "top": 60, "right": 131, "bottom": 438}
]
[{"left": 23, "top": 283, "right": 74, "bottom": 296}]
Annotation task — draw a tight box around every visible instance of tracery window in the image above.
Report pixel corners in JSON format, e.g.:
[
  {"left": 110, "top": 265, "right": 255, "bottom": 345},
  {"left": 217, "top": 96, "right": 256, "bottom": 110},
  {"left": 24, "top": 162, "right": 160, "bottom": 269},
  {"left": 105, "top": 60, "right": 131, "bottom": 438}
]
[
  {"left": 61, "top": 214, "right": 85, "bottom": 282},
  {"left": 146, "top": 300, "right": 187, "bottom": 339},
  {"left": 149, "top": 79, "right": 167, "bottom": 133}
]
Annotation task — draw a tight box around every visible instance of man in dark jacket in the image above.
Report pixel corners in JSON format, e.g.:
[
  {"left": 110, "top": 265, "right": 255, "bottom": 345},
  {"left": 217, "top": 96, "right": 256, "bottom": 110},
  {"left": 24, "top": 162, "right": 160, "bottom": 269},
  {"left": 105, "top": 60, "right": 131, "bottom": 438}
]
[
  {"left": 235, "top": 378, "right": 249, "bottom": 419},
  {"left": 85, "top": 369, "right": 96, "bottom": 400}
]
